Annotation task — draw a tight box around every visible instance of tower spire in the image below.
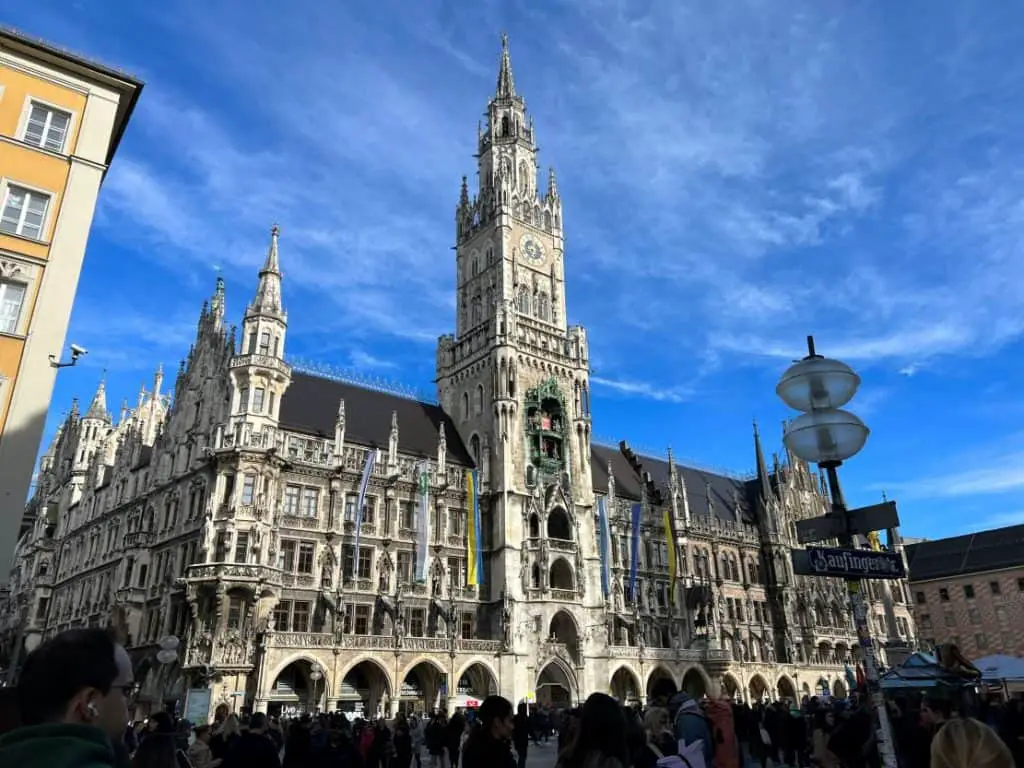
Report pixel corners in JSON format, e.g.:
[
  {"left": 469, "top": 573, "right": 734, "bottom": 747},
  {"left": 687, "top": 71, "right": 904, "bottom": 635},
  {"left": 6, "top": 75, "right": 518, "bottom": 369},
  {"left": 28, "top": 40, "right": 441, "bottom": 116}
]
[
  {"left": 86, "top": 371, "right": 109, "bottom": 421},
  {"left": 250, "top": 224, "right": 283, "bottom": 316},
  {"left": 753, "top": 420, "right": 772, "bottom": 501},
  {"left": 496, "top": 32, "right": 516, "bottom": 99}
]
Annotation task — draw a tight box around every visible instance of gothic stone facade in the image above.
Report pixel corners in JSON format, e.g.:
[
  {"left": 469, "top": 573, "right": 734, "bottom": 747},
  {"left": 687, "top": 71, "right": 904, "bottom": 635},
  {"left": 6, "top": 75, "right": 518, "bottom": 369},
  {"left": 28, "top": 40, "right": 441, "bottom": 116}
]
[{"left": 0, "top": 37, "right": 917, "bottom": 718}]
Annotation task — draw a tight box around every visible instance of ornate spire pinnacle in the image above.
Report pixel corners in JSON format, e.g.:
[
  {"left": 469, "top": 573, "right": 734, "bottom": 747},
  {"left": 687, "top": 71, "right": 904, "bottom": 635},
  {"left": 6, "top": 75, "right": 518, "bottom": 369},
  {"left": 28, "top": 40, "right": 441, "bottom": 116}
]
[
  {"left": 547, "top": 167, "right": 558, "bottom": 199},
  {"left": 86, "top": 371, "right": 109, "bottom": 421},
  {"left": 459, "top": 176, "right": 470, "bottom": 208},
  {"left": 495, "top": 32, "right": 516, "bottom": 99},
  {"left": 249, "top": 224, "right": 284, "bottom": 316},
  {"left": 753, "top": 420, "right": 772, "bottom": 500}
]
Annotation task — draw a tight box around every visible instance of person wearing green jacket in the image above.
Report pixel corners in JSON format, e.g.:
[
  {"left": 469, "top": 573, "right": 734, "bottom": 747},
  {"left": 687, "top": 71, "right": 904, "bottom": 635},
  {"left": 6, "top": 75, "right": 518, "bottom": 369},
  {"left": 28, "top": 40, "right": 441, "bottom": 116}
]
[{"left": 0, "top": 628, "right": 136, "bottom": 768}]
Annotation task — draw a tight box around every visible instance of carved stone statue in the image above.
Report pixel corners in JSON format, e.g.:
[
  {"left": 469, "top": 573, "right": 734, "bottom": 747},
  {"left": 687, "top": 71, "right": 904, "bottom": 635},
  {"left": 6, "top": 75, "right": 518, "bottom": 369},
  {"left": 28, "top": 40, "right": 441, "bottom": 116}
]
[{"left": 431, "top": 569, "right": 442, "bottom": 598}]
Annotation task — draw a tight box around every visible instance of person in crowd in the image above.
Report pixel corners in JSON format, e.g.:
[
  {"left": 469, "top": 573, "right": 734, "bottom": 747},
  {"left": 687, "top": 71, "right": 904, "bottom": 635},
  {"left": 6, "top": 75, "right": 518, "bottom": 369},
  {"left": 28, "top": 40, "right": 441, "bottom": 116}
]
[
  {"left": 636, "top": 707, "right": 677, "bottom": 768},
  {"left": 0, "top": 686, "right": 21, "bottom": 736},
  {"left": 444, "top": 712, "right": 465, "bottom": 768},
  {"left": 210, "top": 714, "right": 241, "bottom": 761},
  {"left": 555, "top": 693, "right": 630, "bottom": 768},
  {"left": 131, "top": 733, "right": 178, "bottom": 768},
  {"left": 930, "top": 717, "right": 1013, "bottom": 768},
  {"left": 223, "top": 712, "right": 281, "bottom": 768},
  {"left": 393, "top": 713, "right": 414, "bottom": 768},
  {"left": 460, "top": 696, "right": 515, "bottom": 768},
  {"left": 512, "top": 702, "right": 530, "bottom": 768},
  {"left": 557, "top": 708, "right": 581, "bottom": 754},
  {"left": 809, "top": 709, "right": 840, "bottom": 768},
  {"left": 188, "top": 724, "right": 222, "bottom": 768},
  {"left": 0, "top": 628, "right": 136, "bottom": 768},
  {"left": 908, "top": 696, "right": 951, "bottom": 768},
  {"left": 669, "top": 693, "right": 714, "bottom": 768},
  {"left": 425, "top": 712, "right": 447, "bottom": 768}
]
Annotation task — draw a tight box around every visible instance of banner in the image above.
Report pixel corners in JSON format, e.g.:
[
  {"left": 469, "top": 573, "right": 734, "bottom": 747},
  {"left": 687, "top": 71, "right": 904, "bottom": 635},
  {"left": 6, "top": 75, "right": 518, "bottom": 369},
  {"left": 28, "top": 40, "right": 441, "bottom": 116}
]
[
  {"left": 628, "top": 502, "right": 641, "bottom": 602},
  {"left": 663, "top": 507, "right": 677, "bottom": 605},
  {"left": 415, "top": 463, "right": 430, "bottom": 582},
  {"left": 466, "top": 470, "right": 484, "bottom": 586},
  {"left": 351, "top": 449, "right": 377, "bottom": 570},
  {"left": 598, "top": 496, "right": 611, "bottom": 598}
]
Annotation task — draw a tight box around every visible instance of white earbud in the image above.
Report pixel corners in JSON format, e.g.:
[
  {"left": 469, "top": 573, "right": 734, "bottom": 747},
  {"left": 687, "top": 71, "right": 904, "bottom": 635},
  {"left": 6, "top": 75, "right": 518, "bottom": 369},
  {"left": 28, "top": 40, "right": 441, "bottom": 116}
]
[{"left": 86, "top": 702, "right": 99, "bottom": 717}]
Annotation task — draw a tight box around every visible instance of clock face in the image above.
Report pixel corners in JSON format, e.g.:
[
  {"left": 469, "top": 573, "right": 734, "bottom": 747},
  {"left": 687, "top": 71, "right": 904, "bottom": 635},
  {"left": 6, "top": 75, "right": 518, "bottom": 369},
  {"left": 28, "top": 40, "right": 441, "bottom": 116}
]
[{"left": 520, "top": 234, "right": 546, "bottom": 265}]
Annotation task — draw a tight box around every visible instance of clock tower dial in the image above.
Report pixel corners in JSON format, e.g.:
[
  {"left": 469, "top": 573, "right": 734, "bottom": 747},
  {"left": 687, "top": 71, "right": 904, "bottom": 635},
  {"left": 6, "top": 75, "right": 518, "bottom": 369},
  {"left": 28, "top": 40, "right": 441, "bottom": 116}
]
[{"left": 519, "top": 233, "right": 546, "bottom": 266}]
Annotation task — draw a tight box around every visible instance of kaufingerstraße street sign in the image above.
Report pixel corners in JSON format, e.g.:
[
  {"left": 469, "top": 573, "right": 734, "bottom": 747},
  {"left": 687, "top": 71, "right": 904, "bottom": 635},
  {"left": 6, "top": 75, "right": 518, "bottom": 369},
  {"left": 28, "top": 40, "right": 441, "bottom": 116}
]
[{"left": 792, "top": 546, "right": 906, "bottom": 580}]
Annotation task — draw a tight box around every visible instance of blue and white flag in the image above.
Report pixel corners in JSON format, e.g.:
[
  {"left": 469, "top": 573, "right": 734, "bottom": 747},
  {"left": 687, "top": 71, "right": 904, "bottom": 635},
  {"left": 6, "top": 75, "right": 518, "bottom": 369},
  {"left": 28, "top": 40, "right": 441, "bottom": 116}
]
[
  {"left": 628, "top": 502, "right": 641, "bottom": 602},
  {"left": 352, "top": 449, "right": 377, "bottom": 566},
  {"left": 415, "top": 462, "right": 431, "bottom": 582},
  {"left": 598, "top": 496, "right": 611, "bottom": 598}
]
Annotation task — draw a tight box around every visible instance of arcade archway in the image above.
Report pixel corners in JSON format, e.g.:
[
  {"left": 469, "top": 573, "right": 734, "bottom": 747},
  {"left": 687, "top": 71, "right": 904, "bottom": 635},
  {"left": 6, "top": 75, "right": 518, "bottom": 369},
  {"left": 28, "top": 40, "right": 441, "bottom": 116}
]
[
  {"left": 748, "top": 674, "right": 770, "bottom": 702},
  {"left": 681, "top": 668, "right": 708, "bottom": 698},
  {"left": 399, "top": 660, "right": 446, "bottom": 715},
  {"left": 777, "top": 676, "right": 797, "bottom": 703},
  {"left": 268, "top": 659, "right": 323, "bottom": 716},
  {"left": 610, "top": 666, "right": 642, "bottom": 704},
  {"left": 537, "top": 660, "right": 575, "bottom": 707},
  {"left": 647, "top": 666, "right": 677, "bottom": 703},
  {"left": 455, "top": 662, "right": 499, "bottom": 707},
  {"left": 337, "top": 659, "right": 391, "bottom": 719}
]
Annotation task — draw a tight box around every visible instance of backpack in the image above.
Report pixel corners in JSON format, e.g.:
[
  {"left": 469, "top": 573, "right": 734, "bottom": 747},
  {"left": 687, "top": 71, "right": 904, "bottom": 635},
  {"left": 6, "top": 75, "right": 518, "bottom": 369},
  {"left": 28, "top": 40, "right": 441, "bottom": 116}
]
[
  {"left": 674, "top": 708, "right": 716, "bottom": 763},
  {"left": 703, "top": 699, "right": 739, "bottom": 768}
]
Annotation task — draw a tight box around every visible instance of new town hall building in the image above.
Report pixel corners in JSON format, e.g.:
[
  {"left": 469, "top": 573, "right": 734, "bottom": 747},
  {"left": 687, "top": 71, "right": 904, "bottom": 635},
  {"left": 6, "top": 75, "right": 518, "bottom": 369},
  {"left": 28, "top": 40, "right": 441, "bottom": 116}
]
[{"left": 0, "top": 37, "right": 917, "bottom": 719}]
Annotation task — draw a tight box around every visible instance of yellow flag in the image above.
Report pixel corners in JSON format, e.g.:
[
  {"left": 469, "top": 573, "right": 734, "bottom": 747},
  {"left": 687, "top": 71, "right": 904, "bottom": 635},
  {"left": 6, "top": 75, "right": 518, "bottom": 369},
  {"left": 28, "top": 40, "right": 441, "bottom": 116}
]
[{"left": 663, "top": 508, "right": 677, "bottom": 603}]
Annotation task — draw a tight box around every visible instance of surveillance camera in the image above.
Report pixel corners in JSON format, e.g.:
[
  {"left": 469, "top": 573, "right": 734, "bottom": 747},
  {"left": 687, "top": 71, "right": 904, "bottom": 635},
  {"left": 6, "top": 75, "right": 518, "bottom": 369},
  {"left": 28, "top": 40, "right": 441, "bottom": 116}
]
[{"left": 69, "top": 344, "right": 88, "bottom": 358}]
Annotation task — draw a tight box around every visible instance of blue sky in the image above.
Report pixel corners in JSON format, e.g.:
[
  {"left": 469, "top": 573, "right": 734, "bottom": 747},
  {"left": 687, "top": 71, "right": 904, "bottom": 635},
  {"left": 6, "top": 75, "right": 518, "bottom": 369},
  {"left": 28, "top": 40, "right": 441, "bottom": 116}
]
[{"left": 9, "top": 1, "right": 1024, "bottom": 540}]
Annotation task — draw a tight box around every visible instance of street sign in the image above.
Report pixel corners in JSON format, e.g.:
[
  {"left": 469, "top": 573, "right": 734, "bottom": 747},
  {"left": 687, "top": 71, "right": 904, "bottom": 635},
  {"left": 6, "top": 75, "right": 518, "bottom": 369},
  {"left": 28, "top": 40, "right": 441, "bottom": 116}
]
[
  {"left": 795, "top": 501, "right": 900, "bottom": 545},
  {"left": 792, "top": 546, "right": 906, "bottom": 580}
]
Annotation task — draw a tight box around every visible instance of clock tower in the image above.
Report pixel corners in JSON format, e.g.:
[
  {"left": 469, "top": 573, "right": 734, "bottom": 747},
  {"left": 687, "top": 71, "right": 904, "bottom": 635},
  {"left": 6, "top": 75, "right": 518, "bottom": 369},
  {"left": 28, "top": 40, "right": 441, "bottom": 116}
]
[{"left": 436, "top": 34, "right": 601, "bottom": 701}]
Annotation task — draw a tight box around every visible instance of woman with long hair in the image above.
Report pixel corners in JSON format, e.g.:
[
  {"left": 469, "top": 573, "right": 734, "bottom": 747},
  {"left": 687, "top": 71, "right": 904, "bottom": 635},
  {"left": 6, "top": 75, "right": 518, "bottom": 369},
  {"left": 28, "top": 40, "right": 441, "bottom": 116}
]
[
  {"left": 636, "top": 707, "right": 677, "bottom": 768},
  {"left": 556, "top": 693, "right": 630, "bottom": 768},
  {"left": 930, "top": 717, "right": 1013, "bottom": 768},
  {"left": 461, "top": 696, "right": 515, "bottom": 768},
  {"left": 132, "top": 733, "right": 178, "bottom": 768}
]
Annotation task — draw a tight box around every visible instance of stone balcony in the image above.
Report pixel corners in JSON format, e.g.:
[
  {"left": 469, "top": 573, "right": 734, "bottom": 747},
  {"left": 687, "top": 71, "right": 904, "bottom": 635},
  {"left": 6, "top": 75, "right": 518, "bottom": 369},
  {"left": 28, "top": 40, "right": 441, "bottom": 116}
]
[{"left": 264, "top": 631, "right": 504, "bottom": 654}]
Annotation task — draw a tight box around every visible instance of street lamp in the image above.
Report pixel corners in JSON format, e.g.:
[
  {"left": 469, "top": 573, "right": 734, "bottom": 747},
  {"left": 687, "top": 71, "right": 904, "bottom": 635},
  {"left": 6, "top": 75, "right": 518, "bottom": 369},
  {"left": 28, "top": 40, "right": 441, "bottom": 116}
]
[
  {"left": 777, "top": 336, "right": 896, "bottom": 768},
  {"left": 310, "top": 663, "right": 324, "bottom": 714}
]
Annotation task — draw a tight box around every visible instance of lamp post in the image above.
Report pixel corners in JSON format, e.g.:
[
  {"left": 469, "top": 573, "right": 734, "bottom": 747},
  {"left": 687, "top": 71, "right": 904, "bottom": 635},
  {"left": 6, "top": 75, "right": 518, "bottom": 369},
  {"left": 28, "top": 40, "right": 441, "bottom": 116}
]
[
  {"left": 310, "top": 662, "right": 324, "bottom": 714},
  {"left": 776, "top": 336, "right": 897, "bottom": 768}
]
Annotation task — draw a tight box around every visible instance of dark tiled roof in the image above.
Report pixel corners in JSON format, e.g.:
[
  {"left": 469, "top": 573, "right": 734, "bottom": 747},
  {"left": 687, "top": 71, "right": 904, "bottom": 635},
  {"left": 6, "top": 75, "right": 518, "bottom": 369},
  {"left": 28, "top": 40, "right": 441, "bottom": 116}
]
[
  {"left": 280, "top": 372, "right": 473, "bottom": 465},
  {"left": 590, "top": 443, "right": 756, "bottom": 524},
  {"left": 906, "top": 524, "right": 1024, "bottom": 581}
]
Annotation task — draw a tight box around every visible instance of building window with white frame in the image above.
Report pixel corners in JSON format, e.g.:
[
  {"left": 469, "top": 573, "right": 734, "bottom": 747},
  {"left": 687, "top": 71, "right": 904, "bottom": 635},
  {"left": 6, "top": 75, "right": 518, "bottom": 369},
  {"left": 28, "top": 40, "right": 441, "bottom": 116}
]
[
  {"left": 0, "top": 280, "right": 27, "bottom": 334},
  {"left": 1, "top": 185, "right": 50, "bottom": 240},
  {"left": 23, "top": 102, "right": 72, "bottom": 152},
  {"left": 252, "top": 387, "right": 266, "bottom": 413}
]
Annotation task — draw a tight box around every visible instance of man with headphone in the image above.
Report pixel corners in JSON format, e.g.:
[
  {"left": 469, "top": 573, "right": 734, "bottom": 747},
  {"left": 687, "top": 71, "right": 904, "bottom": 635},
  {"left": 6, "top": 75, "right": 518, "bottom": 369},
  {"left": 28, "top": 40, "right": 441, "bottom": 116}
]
[{"left": 0, "top": 628, "right": 136, "bottom": 768}]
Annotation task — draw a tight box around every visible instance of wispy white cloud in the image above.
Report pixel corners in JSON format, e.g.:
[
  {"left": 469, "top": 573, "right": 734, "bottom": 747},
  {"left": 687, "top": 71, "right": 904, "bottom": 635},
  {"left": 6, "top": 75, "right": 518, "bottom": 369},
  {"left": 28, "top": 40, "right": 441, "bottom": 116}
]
[
  {"left": 591, "top": 376, "right": 693, "bottom": 404},
  {"left": 970, "top": 510, "right": 1024, "bottom": 532},
  {"left": 349, "top": 350, "right": 399, "bottom": 371},
  {"left": 875, "top": 449, "right": 1024, "bottom": 500}
]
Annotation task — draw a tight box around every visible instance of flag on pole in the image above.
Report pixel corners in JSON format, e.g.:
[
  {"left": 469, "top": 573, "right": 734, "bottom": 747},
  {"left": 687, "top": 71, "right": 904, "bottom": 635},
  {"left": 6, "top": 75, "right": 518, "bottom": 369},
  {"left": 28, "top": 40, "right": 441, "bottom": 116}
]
[
  {"left": 465, "top": 470, "right": 484, "bottom": 586},
  {"left": 628, "top": 502, "right": 641, "bottom": 602},
  {"left": 598, "top": 496, "right": 611, "bottom": 597},
  {"left": 663, "top": 507, "right": 678, "bottom": 605},
  {"left": 415, "top": 463, "right": 430, "bottom": 582},
  {"left": 351, "top": 449, "right": 377, "bottom": 571}
]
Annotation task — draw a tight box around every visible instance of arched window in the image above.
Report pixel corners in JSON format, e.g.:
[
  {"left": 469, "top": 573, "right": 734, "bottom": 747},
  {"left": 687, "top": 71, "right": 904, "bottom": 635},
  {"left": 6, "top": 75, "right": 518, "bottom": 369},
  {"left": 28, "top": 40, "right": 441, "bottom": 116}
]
[
  {"left": 461, "top": 392, "right": 470, "bottom": 420},
  {"left": 470, "top": 434, "right": 481, "bottom": 465},
  {"left": 536, "top": 292, "right": 550, "bottom": 321},
  {"left": 517, "top": 288, "right": 530, "bottom": 314},
  {"left": 544, "top": 211, "right": 552, "bottom": 231},
  {"left": 471, "top": 294, "right": 482, "bottom": 325},
  {"left": 501, "top": 116, "right": 510, "bottom": 136},
  {"left": 474, "top": 384, "right": 484, "bottom": 415}
]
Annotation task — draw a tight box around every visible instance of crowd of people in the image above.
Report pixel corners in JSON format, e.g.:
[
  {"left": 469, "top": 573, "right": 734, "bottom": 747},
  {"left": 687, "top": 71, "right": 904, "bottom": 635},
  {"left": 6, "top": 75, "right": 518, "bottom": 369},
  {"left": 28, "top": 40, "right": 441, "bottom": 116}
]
[{"left": 0, "top": 627, "right": 1021, "bottom": 768}]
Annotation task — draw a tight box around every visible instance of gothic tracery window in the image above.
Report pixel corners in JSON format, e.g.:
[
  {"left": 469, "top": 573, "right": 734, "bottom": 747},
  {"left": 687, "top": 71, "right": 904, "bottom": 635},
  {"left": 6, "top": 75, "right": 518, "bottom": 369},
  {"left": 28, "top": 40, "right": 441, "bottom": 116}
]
[
  {"left": 471, "top": 294, "right": 482, "bottom": 325},
  {"left": 517, "top": 288, "right": 530, "bottom": 314},
  {"left": 536, "top": 291, "right": 550, "bottom": 321}
]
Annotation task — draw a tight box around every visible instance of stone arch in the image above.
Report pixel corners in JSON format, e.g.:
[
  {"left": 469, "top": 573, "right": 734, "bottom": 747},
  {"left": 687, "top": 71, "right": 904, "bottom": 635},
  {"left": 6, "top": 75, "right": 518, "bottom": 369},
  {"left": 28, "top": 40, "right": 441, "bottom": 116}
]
[
  {"left": 528, "top": 513, "right": 540, "bottom": 537},
  {"left": 549, "top": 609, "right": 580, "bottom": 664},
  {"left": 547, "top": 507, "right": 572, "bottom": 540},
  {"left": 748, "top": 674, "right": 770, "bottom": 702},
  {"left": 455, "top": 659, "right": 499, "bottom": 701},
  {"left": 777, "top": 675, "right": 797, "bottom": 702},
  {"left": 721, "top": 673, "right": 742, "bottom": 700},
  {"left": 681, "top": 666, "right": 711, "bottom": 698},
  {"left": 338, "top": 656, "right": 393, "bottom": 719},
  {"left": 400, "top": 658, "right": 447, "bottom": 712},
  {"left": 267, "top": 651, "right": 334, "bottom": 693},
  {"left": 549, "top": 557, "right": 574, "bottom": 590},
  {"left": 646, "top": 665, "right": 678, "bottom": 702},
  {"left": 399, "top": 656, "right": 447, "bottom": 686},
  {"left": 832, "top": 679, "right": 848, "bottom": 699},
  {"left": 609, "top": 665, "right": 642, "bottom": 703},
  {"left": 815, "top": 677, "right": 831, "bottom": 696},
  {"left": 268, "top": 657, "right": 327, "bottom": 714},
  {"left": 536, "top": 657, "right": 576, "bottom": 708}
]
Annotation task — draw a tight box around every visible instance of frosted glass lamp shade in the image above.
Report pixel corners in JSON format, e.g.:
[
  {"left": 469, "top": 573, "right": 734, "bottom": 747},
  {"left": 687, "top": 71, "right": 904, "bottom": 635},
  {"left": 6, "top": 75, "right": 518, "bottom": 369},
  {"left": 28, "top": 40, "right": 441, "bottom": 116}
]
[
  {"left": 776, "top": 356, "right": 861, "bottom": 412},
  {"left": 783, "top": 408, "right": 870, "bottom": 464}
]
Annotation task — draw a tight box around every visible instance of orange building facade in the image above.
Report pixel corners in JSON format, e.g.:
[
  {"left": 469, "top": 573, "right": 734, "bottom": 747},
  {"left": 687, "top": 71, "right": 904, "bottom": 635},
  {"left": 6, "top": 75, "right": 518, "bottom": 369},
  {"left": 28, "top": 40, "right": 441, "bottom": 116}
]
[{"left": 0, "top": 27, "right": 141, "bottom": 579}]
